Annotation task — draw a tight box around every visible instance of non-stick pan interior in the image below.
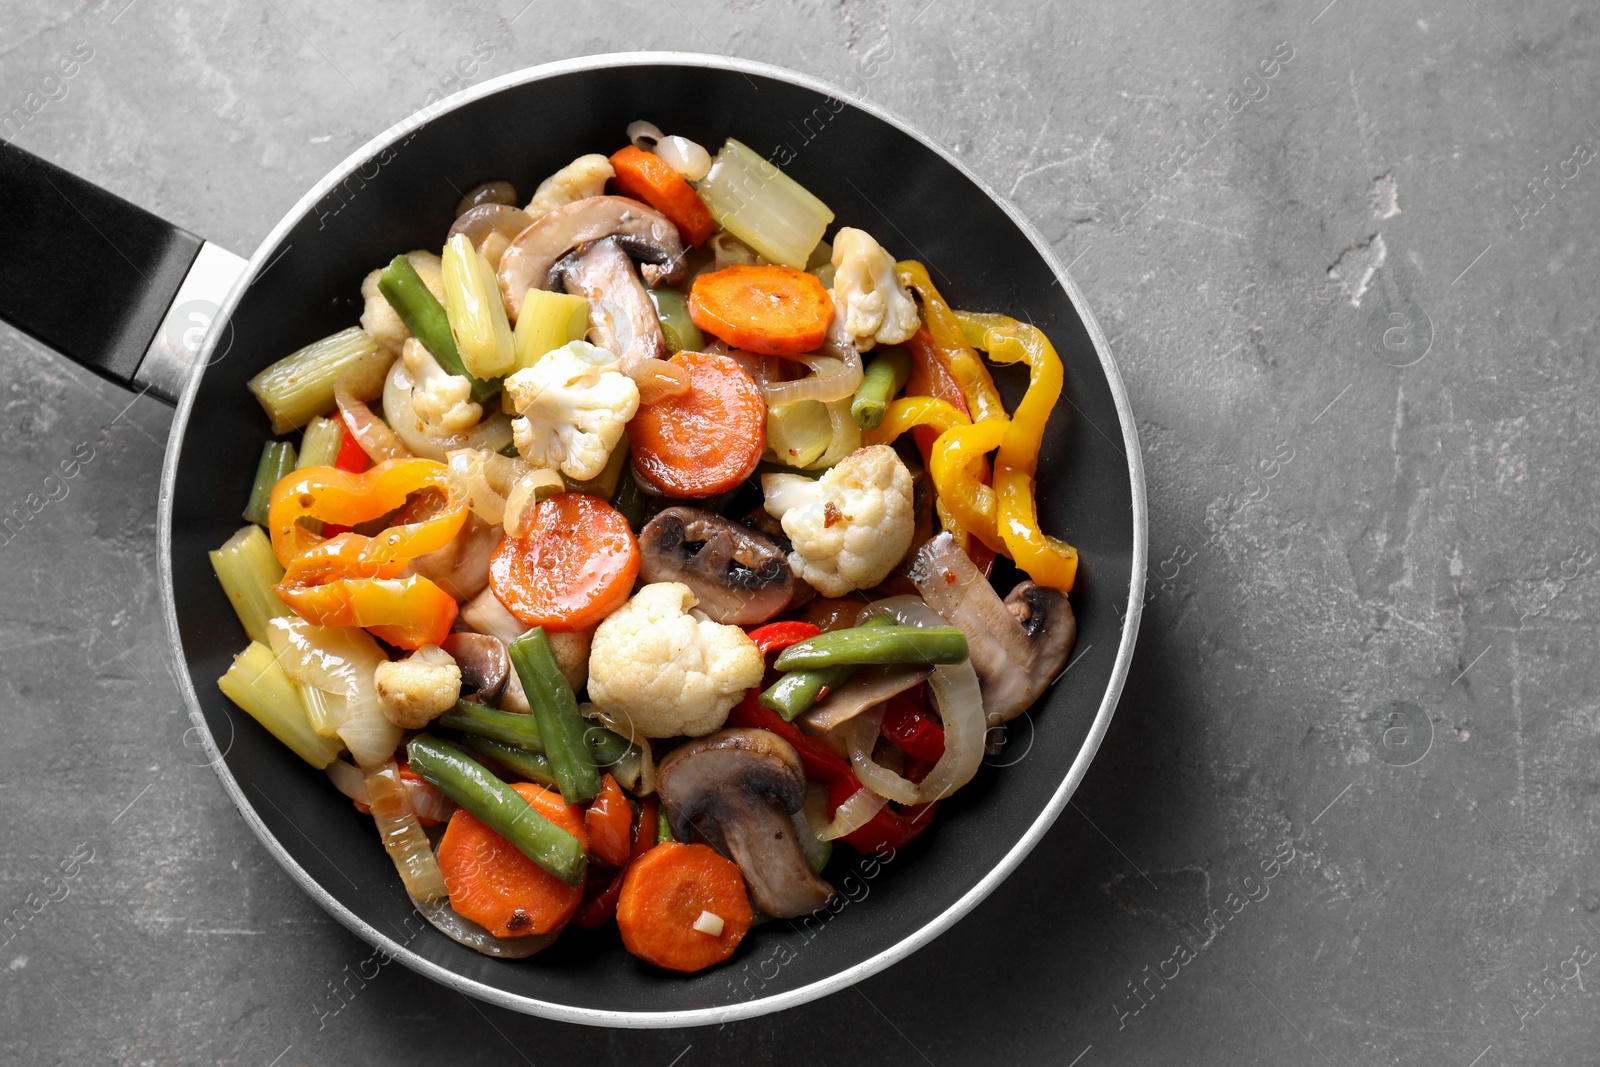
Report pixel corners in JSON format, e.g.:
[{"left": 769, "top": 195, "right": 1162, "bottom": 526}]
[{"left": 165, "top": 58, "right": 1137, "bottom": 1022}]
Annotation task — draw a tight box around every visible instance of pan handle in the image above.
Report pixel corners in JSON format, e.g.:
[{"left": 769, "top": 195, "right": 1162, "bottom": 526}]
[{"left": 0, "top": 140, "right": 245, "bottom": 405}]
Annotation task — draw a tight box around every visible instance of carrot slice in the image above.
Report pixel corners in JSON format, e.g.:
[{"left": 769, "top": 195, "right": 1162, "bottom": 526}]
[
  {"left": 489, "top": 493, "right": 640, "bottom": 631},
  {"left": 629, "top": 351, "right": 764, "bottom": 498},
  {"left": 584, "top": 774, "right": 633, "bottom": 869},
  {"left": 688, "top": 265, "right": 835, "bottom": 356},
  {"left": 609, "top": 145, "right": 715, "bottom": 247},
  {"left": 616, "top": 841, "right": 753, "bottom": 972},
  {"left": 437, "top": 781, "right": 588, "bottom": 938}
]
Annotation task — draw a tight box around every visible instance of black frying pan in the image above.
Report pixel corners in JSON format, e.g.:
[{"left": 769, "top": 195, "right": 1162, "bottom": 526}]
[{"left": 0, "top": 54, "right": 1145, "bottom": 1027}]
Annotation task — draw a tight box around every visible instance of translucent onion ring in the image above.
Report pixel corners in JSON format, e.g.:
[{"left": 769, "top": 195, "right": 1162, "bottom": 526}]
[
  {"left": 812, "top": 786, "right": 888, "bottom": 842},
  {"left": 845, "top": 706, "right": 920, "bottom": 805}
]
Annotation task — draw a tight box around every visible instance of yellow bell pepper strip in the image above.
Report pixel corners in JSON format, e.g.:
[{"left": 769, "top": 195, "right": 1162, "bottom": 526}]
[
  {"left": 954, "top": 311, "right": 1078, "bottom": 591},
  {"left": 929, "top": 418, "right": 1009, "bottom": 556},
  {"left": 897, "top": 263, "right": 1006, "bottom": 423},
  {"left": 862, "top": 395, "right": 970, "bottom": 448},
  {"left": 275, "top": 574, "right": 459, "bottom": 649},
  {"left": 267, "top": 458, "right": 465, "bottom": 572}
]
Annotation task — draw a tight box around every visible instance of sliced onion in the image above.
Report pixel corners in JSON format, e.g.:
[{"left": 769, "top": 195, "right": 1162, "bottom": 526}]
[
  {"left": 801, "top": 663, "right": 931, "bottom": 733},
  {"left": 267, "top": 617, "right": 398, "bottom": 769},
  {"left": 326, "top": 758, "right": 368, "bottom": 805},
  {"left": 813, "top": 786, "right": 887, "bottom": 842},
  {"left": 302, "top": 685, "right": 348, "bottom": 739},
  {"left": 911, "top": 532, "right": 1035, "bottom": 684},
  {"left": 761, "top": 350, "right": 863, "bottom": 407},
  {"left": 807, "top": 396, "right": 861, "bottom": 470},
  {"left": 655, "top": 135, "right": 712, "bottom": 182},
  {"left": 405, "top": 778, "right": 455, "bottom": 823},
  {"left": 383, "top": 354, "right": 514, "bottom": 461},
  {"left": 459, "top": 586, "right": 527, "bottom": 645},
  {"left": 336, "top": 348, "right": 411, "bottom": 462},
  {"left": 874, "top": 595, "right": 986, "bottom": 803},
  {"left": 629, "top": 358, "right": 691, "bottom": 404},
  {"left": 366, "top": 763, "right": 449, "bottom": 901},
  {"left": 846, "top": 707, "right": 920, "bottom": 804},
  {"left": 445, "top": 447, "right": 528, "bottom": 526},
  {"left": 627, "top": 119, "right": 663, "bottom": 151},
  {"left": 411, "top": 893, "right": 557, "bottom": 957},
  {"left": 502, "top": 468, "right": 566, "bottom": 539},
  {"left": 448, "top": 204, "right": 534, "bottom": 251}
]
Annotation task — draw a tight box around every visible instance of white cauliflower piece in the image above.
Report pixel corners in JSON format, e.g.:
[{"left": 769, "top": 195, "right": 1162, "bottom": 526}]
[
  {"left": 830, "top": 228, "right": 920, "bottom": 350},
  {"left": 763, "top": 444, "right": 915, "bottom": 597},
  {"left": 587, "top": 583, "right": 765, "bottom": 738},
  {"left": 374, "top": 645, "right": 461, "bottom": 729},
  {"left": 402, "top": 338, "right": 482, "bottom": 434},
  {"left": 526, "top": 154, "right": 615, "bottom": 219},
  {"left": 504, "top": 341, "right": 639, "bottom": 480},
  {"left": 361, "top": 250, "right": 445, "bottom": 356}
]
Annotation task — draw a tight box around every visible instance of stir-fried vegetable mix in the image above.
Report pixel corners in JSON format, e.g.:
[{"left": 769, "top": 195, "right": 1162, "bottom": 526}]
[{"left": 211, "top": 122, "right": 1081, "bottom": 974}]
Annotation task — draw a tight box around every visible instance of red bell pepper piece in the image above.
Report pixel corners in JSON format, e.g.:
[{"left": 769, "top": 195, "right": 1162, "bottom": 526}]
[
  {"left": 745, "top": 620, "right": 821, "bottom": 656},
  {"left": 825, "top": 773, "right": 939, "bottom": 855},
  {"left": 880, "top": 692, "right": 946, "bottom": 763},
  {"left": 322, "top": 414, "right": 369, "bottom": 536}
]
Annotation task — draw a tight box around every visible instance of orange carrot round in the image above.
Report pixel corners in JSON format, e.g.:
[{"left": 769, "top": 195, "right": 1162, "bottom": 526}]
[
  {"left": 616, "top": 841, "right": 753, "bottom": 972},
  {"left": 584, "top": 774, "right": 634, "bottom": 869},
  {"left": 688, "top": 265, "right": 835, "bottom": 356},
  {"left": 609, "top": 145, "right": 715, "bottom": 246},
  {"left": 489, "top": 493, "right": 640, "bottom": 631},
  {"left": 629, "top": 351, "right": 764, "bottom": 498},
  {"left": 437, "top": 781, "right": 588, "bottom": 938}
]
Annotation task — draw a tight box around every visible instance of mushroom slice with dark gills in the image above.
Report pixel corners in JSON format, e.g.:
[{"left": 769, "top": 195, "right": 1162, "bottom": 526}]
[
  {"left": 656, "top": 727, "right": 835, "bottom": 919},
  {"left": 439, "top": 631, "right": 510, "bottom": 702},
  {"left": 638, "top": 507, "right": 793, "bottom": 625},
  {"left": 910, "top": 532, "right": 1076, "bottom": 725},
  {"left": 548, "top": 237, "right": 667, "bottom": 373},
  {"left": 496, "top": 195, "right": 687, "bottom": 319}
]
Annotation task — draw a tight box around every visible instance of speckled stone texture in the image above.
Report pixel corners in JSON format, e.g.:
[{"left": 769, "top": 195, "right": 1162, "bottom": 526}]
[{"left": 2, "top": 1, "right": 1597, "bottom": 1064}]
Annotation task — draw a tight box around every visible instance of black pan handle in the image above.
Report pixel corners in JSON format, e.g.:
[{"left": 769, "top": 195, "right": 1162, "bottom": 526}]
[{"left": 0, "top": 140, "right": 245, "bottom": 404}]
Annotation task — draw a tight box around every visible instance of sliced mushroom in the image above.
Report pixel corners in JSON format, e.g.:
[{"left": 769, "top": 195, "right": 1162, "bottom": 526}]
[
  {"left": 440, "top": 631, "right": 510, "bottom": 701},
  {"left": 656, "top": 727, "right": 835, "bottom": 919},
  {"left": 550, "top": 237, "right": 667, "bottom": 372},
  {"left": 497, "top": 195, "right": 687, "bottom": 319},
  {"left": 639, "top": 507, "right": 794, "bottom": 625},
  {"left": 799, "top": 663, "right": 931, "bottom": 733},
  {"left": 910, "top": 533, "right": 1076, "bottom": 725}
]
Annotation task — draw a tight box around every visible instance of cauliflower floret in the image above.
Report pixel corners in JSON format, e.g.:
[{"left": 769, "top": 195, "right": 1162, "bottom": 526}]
[
  {"left": 402, "top": 338, "right": 482, "bottom": 434},
  {"left": 361, "top": 250, "right": 444, "bottom": 356},
  {"left": 587, "top": 583, "right": 765, "bottom": 738},
  {"left": 374, "top": 645, "right": 461, "bottom": 729},
  {"left": 763, "top": 444, "right": 915, "bottom": 597},
  {"left": 526, "top": 154, "right": 615, "bottom": 220},
  {"left": 504, "top": 341, "right": 639, "bottom": 480},
  {"left": 830, "top": 228, "right": 920, "bottom": 350}
]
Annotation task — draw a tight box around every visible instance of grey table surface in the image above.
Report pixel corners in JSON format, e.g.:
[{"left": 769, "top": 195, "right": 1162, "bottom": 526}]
[{"left": 3, "top": 0, "right": 1597, "bottom": 1063}]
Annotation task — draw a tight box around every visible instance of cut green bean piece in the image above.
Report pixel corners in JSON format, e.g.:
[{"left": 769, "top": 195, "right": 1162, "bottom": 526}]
[
  {"left": 377, "top": 255, "right": 498, "bottom": 404},
  {"left": 760, "top": 615, "right": 895, "bottom": 721},
  {"left": 405, "top": 734, "right": 586, "bottom": 885},
  {"left": 242, "top": 441, "right": 297, "bottom": 526},
  {"left": 850, "top": 345, "right": 912, "bottom": 430},
  {"left": 508, "top": 630, "right": 602, "bottom": 804},
  {"left": 460, "top": 736, "right": 561, "bottom": 791},
  {"left": 772, "top": 624, "right": 969, "bottom": 671},
  {"left": 439, "top": 700, "right": 632, "bottom": 767}
]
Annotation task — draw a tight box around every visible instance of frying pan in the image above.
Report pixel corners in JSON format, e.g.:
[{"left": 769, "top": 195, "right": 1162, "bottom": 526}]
[{"left": 0, "top": 53, "right": 1145, "bottom": 1027}]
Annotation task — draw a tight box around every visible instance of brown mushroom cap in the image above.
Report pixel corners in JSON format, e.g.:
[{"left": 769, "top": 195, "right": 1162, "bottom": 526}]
[
  {"left": 656, "top": 728, "right": 835, "bottom": 919},
  {"left": 497, "top": 195, "right": 687, "bottom": 319},
  {"left": 440, "top": 631, "right": 510, "bottom": 701},
  {"left": 639, "top": 507, "right": 794, "bottom": 626},
  {"left": 550, "top": 237, "right": 667, "bottom": 372}
]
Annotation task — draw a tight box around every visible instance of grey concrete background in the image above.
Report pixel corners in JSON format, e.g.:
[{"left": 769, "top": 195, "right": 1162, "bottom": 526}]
[{"left": 2, "top": 0, "right": 1597, "bottom": 1063}]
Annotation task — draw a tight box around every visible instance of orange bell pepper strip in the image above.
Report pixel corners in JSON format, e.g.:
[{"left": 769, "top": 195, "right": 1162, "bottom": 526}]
[
  {"left": 955, "top": 312, "right": 1078, "bottom": 591},
  {"left": 897, "top": 262, "right": 1005, "bottom": 423},
  {"left": 267, "top": 458, "right": 465, "bottom": 574},
  {"left": 275, "top": 574, "right": 459, "bottom": 649}
]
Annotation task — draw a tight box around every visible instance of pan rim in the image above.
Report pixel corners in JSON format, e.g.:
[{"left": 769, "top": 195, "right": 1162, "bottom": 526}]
[{"left": 157, "top": 50, "right": 1147, "bottom": 1028}]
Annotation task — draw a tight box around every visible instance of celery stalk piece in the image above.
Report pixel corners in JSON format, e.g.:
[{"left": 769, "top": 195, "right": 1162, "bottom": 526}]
[
  {"left": 442, "top": 233, "right": 516, "bottom": 379},
  {"left": 209, "top": 525, "right": 291, "bottom": 645},
  {"left": 247, "top": 327, "right": 377, "bottom": 434},
  {"left": 766, "top": 399, "right": 833, "bottom": 468},
  {"left": 513, "top": 289, "right": 591, "bottom": 371},
  {"left": 647, "top": 287, "right": 703, "bottom": 354},
  {"left": 296, "top": 415, "right": 344, "bottom": 469},
  {"left": 696, "top": 138, "right": 835, "bottom": 268},
  {"left": 242, "top": 441, "right": 296, "bottom": 526},
  {"left": 218, "top": 642, "right": 343, "bottom": 768}
]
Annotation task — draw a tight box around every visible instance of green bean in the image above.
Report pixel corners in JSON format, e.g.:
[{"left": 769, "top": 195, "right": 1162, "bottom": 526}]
[
  {"left": 376, "top": 255, "right": 498, "bottom": 403},
  {"left": 439, "top": 700, "right": 632, "bottom": 767},
  {"left": 760, "top": 615, "right": 895, "bottom": 720},
  {"left": 850, "top": 345, "right": 912, "bottom": 430},
  {"left": 508, "top": 630, "right": 601, "bottom": 804},
  {"left": 612, "top": 470, "right": 652, "bottom": 533},
  {"left": 459, "top": 736, "right": 560, "bottom": 791},
  {"left": 405, "top": 734, "right": 586, "bottom": 885},
  {"left": 657, "top": 803, "right": 673, "bottom": 845},
  {"left": 243, "top": 441, "right": 296, "bottom": 526},
  {"left": 772, "top": 624, "right": 969, "bottom": 671}
]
